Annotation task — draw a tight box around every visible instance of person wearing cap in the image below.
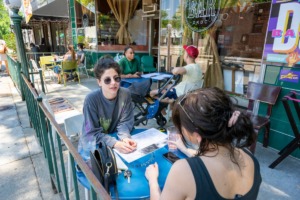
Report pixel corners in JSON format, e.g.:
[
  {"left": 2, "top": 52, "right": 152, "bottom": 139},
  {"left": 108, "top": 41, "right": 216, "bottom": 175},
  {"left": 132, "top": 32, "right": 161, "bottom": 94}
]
[{"left": 150, "top": 45, "right": 203, "bottom": 102}]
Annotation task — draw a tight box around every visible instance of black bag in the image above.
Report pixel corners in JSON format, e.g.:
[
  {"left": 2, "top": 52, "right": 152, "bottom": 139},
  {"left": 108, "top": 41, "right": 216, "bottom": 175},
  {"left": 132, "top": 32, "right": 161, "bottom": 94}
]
[{"left": 90, "top": 141, "right": 119, "bottom": 198}]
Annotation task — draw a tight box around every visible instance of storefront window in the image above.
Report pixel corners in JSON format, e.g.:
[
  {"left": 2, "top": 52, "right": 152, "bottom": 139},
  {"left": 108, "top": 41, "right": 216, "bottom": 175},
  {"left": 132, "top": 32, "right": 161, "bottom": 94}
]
[
  {"left": 75, "top": 0, "right": 96, "bottom": 49},
  {"left": 160, "top": 0, "right": 184, "bottom": 71},
  {"left": 159, "top": 0, "right": 271, "bottom": 107},
  {"left": 74, "top": 0, "right": 147, "bottom": 51}
]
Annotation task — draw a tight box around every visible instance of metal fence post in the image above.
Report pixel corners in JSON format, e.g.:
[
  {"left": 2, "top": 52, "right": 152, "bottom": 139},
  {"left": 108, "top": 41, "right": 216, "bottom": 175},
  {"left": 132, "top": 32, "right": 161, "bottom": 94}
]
[{"left": 16, "top": 61, "right": 25, "bottom": 101}]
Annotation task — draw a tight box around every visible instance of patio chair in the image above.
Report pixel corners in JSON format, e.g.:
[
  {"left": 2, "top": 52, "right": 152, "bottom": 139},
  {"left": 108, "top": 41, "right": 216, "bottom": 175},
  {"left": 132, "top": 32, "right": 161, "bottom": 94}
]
[
  {"left": 61, "top": 60, "right": 80, "bottom": 86},
  {"left": 246, "top": 81, "right": 281, "bottom": 153},
  {"left": 64, "top": 114, "right": 83, "bottom": 192},
  {"left": 134, "top": 55, "right": 141, "bottom": 68},
  {"left": 29, "top": 59, "right": 48, "bottom": 93},
  {"left": 39, "top": 56, "right": 55, "bottom": 80},
  {"left": 141, "top": 55, "right": 156, "bottom": 73},
  {"left": 78, "top": 58, "right": 89, "bottom": 78}
]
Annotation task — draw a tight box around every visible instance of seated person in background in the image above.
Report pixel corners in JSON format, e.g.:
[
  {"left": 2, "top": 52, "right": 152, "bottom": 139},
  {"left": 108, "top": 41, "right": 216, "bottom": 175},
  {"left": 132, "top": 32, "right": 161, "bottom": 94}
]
[
  {"left": 118, "top": 46, "right": 142, "bottom": 78},
  {"left": 80, "top": 56, "right": 137, "bottom": 153},
  {"left": 30, "top": 43, "right": 40, "bottom": 63},
  {"left": 145, "top": 87, "right": 261, "bottom": 200},
  {"left": 53, "top": 45, "right": 77, "bottom": 83},
  {"left": 76, "top": 43, "right": 85, "bottom": 65},
  {"left": 150, "top": 45, "right": 203, "bottom": 103},
  {"left": 39, "top": 38, "right": 50, "bottom": 53}
]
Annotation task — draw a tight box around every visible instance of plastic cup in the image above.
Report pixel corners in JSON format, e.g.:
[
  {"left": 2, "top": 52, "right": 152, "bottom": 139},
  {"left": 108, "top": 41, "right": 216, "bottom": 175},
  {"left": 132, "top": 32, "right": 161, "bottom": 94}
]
[
  {"left": 167, "top": 126, "right": 179, "bottom": 152},
  {"left": 81, "top": 135, "right": 96, "bottom": 162}
]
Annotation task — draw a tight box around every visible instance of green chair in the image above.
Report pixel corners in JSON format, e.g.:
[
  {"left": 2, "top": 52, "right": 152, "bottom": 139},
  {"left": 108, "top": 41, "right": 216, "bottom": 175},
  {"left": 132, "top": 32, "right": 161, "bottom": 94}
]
[
  {"left": 61, "top": 61, "right": 80, "bottom": 86},
  {"left": 141, "top": 55, "right": 157, "bottom": 73}
]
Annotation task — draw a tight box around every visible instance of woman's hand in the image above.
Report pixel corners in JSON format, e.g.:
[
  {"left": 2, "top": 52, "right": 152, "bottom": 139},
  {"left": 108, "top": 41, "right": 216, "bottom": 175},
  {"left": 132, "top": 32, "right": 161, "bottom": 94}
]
[
  {"left": 113, "top": 140, "right": 136, "bottom": 153},
  {"left": 169, "top": 137, "right": 197, "bottom": 157},
  {"left": 122, "top": 138, "right": 137, "bottom": 148},
  {"left": 132, "top": 72, "right": 141, "bottom": 78},
  {"left": 145, "top": 162, "right": 159, "bottom": 183},
  {"left": 169, "top": 136, "right": 187, "bottom": 152}
]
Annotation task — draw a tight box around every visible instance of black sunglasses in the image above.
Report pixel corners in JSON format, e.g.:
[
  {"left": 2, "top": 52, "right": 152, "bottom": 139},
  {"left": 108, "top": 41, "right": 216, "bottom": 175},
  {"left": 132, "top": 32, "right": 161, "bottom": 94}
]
[
  {"left": 103, "top": 76, "right": 121, "bottom": 85},
  {"left": 178, "top": 92, "right": 195, "bottom": 125}
]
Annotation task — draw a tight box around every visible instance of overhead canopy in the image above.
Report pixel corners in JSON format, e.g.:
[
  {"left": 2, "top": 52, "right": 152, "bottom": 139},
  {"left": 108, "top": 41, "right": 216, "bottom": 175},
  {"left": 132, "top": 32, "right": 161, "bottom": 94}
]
[{"left": 30, "top": 0, "right": 69, "bottom": 18}]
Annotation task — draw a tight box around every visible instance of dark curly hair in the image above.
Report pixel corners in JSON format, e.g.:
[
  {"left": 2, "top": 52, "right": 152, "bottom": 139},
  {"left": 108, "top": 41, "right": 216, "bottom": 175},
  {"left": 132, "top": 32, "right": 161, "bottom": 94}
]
[
  {"left": 93, "top": 55, "right": 121, "bottom": 80},
  {"left": 172, "top": 87, "right": 255, "bottom": 163},
  {"left": 124, "top": 46, "right": 133, "bottom": 55}
]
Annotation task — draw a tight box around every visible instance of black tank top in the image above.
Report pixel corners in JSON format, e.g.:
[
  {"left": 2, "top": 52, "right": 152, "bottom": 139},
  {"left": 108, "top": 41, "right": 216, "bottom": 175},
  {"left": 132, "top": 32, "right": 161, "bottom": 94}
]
[{"left": 186, "top": 148, "right": 262, "bottom": 200}]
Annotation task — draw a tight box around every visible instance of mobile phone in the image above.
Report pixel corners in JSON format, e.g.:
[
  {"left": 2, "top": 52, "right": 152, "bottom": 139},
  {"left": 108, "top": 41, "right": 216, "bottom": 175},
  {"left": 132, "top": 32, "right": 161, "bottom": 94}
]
[{"left": 162, "top": 152, "right": 180, "bottom": 164}]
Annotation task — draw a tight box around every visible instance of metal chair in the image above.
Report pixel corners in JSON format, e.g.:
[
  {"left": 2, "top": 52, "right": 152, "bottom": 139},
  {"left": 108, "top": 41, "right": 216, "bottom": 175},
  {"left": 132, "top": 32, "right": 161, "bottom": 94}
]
[
  {"left": 64, "top": 114, "right": 83, "bottom": 192},
  {"left": 61, "top": 60, "right": 80, "bottom": 86},
  {"left": 141, "top": 55, "right": 156, "bottom": 73},
  {"left": 246, "top": 81, "right": 281, "bottom": 153},
  {"left": 39, "top": 56, "right": 55, "bottom": 80},
  {"left": 29, "top": 59, "right": 48, "bottom": 93},
  {"left": 78, "top": 58, "right": 89, "bottom": 78}
]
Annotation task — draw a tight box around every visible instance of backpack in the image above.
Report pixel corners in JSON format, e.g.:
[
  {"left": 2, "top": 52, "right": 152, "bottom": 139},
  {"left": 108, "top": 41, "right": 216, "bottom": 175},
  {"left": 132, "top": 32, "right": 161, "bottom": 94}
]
[{"left": 90, "top": 141, "right": 119, "bottom": 198}]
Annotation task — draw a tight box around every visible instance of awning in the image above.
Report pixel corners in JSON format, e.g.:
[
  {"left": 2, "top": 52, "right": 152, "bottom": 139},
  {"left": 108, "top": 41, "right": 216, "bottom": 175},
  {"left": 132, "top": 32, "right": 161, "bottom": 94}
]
[{"left": 30, "top": 0, "right": 69, "bottom": 18}]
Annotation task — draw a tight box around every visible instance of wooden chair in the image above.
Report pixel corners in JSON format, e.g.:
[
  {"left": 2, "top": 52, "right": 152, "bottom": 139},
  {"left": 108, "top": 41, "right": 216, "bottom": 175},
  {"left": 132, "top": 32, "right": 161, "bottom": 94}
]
[
  {"left": 246, "top": 81, "right": 281, "bottom": 153},
  {"left": 61, "top": 60, "right": 80, "bottom": 86}
]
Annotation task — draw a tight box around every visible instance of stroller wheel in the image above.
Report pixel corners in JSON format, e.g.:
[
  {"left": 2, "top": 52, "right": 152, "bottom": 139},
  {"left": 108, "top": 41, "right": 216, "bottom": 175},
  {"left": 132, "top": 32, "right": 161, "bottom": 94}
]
[{"left": 156, "top": 115, "right": 167, "bottom": 127}]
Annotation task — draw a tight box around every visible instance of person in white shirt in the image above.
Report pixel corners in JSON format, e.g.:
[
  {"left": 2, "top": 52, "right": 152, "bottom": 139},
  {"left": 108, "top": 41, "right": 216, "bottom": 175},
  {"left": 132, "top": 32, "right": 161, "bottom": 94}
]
[{"left": 150, "top": 45, "right": 203, "bottom": 102}]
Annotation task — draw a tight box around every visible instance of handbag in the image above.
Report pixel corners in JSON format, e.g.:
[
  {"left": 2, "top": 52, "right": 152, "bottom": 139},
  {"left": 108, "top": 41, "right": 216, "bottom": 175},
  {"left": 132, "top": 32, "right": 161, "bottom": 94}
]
[{"left": 90, "top": 141, "right": 119, "bottom": 199}]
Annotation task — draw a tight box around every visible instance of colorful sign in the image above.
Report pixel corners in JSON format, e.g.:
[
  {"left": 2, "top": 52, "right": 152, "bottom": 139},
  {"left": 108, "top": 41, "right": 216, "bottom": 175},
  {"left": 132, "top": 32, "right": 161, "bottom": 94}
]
[
  {"left": 22, "top": 0, "right": 32, "bottom": 24},
  {"left": 184, "top": 0, "right": 220, "bottom": 32},
  {"left": 279, "top": 69, "right": 300, "bottom": 83},
  {"left": 263, "top": 0, "right": 300, "bottom": 67}
]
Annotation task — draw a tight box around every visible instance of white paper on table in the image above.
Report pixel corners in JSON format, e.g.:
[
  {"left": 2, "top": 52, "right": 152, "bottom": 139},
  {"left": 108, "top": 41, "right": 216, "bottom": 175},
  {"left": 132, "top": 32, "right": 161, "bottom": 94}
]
[
  {"left": 114, "top": 128, "right": 168, "bottom": 163},
  {"left": 114, "top": 152, "right": 128, "bottom": 170},
  {"left": 141, "top": 73, "right": 160, "bottom": 78}
]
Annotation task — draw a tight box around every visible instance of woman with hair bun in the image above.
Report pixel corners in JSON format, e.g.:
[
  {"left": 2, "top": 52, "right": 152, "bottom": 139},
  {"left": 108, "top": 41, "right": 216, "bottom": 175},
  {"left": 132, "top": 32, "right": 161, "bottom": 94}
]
[{"left": 145, "top": 87, "right": 261, "bottom": 200}]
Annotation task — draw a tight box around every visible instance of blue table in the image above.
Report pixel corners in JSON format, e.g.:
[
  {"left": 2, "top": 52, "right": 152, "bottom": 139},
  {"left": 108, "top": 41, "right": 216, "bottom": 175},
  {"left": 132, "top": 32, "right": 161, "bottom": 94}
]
[
  {"left": 121, "top": 73, "right": 173, "bottom": 89},
  {"left": 77, "top": 129, "right": 186, "bottom": 199}
]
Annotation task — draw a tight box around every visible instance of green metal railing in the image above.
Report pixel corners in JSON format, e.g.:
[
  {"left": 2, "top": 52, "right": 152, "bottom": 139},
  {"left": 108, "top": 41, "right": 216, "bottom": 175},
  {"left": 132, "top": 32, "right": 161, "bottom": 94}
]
[
  {"left": 21, "top": 73, "right": 110, "bottom": 200},
  {"left": 6, "top": 54, "right": 24, "bottom": 100}
]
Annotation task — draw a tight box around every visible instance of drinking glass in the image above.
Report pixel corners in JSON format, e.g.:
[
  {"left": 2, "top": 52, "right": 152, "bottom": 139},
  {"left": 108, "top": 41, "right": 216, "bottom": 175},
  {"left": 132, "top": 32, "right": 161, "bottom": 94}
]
[{"left": 167, "top": 126, "right": 179, "bottom": 152}]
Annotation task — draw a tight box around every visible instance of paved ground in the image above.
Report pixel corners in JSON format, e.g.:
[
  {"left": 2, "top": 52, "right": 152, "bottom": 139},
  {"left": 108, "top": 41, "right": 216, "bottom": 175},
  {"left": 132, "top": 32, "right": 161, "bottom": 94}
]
[{"left": 0, "top": 70, "right": 300, "bottom": 199}]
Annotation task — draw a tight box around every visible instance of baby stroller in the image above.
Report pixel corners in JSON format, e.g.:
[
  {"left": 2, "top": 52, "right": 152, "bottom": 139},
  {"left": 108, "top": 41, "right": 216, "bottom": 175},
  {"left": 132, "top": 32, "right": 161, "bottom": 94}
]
[{"left": 126, "top": 74, "right": 181, "bottom": 128}]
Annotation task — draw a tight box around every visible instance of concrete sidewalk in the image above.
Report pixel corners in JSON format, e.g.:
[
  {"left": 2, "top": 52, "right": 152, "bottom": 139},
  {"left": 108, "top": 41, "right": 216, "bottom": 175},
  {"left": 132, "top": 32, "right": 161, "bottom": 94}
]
[
  {"left": 0, "top": 72, "right": 60, "bottom": 200},
  {"left": 0, "top": 70, "right": 300, "bottom": 200}
]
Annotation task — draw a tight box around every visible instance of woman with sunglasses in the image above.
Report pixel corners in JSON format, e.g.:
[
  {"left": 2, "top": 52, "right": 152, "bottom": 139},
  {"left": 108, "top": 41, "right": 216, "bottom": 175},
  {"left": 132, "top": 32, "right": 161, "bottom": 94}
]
[
  {"left": 145, "top": 87, "right": 261, "bottom": 200},
  {"left": 80, "top": 56, "right": 137, "bottom": 153},
  {"left": 118, "top": 46, "right": 142, "bottom": 78}
]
